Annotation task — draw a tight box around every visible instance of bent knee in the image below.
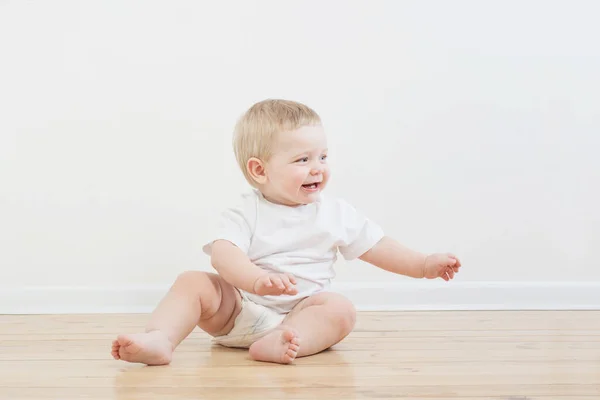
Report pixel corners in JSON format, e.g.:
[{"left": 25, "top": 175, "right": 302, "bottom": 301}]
[
  {"left": 335, "top": 297, "right": 357, "bottom": 333},
  {"left": 316, "top": 292, "right": 357, "bottom": 333},
  {"left": 173, "top": 271, "right": 220, "bottom": 296},
  {"left": 175, "top": 271, "right": 240, "bottom": 325}
]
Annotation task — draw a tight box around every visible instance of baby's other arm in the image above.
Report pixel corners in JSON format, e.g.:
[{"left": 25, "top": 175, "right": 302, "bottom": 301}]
[
  {"left": 358, "top": 237, "right": 461, "bottom": 281},
  {"left": 210, "top": 240, "right": 297, "bottom": 295}
]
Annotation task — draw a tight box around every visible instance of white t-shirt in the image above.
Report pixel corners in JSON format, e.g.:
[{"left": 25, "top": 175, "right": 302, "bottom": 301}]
[{"left": 202, "top": 189, "right": 384, "bottom": 314}]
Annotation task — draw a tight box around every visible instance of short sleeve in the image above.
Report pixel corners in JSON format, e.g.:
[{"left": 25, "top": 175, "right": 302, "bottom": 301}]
[
  {"left": 335, "top": 199, "right": 385, "bottom": 260},
  {"left": 202, "top": 195, "right": 256, "bottom": 256}
]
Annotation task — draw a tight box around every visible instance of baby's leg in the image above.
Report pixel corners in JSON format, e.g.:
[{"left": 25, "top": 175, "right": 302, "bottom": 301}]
[
  {"left": 248, "top": 292, "right": 355, "bottom": 363},
  {"left": 111, "top": 271, "right": 241, "bottom": 365}
]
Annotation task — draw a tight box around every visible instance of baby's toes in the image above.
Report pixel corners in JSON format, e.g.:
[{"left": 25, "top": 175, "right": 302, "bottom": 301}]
[
  {"left": 284, "top": 348, "right": 297, "bottom": 363},
  {"left": 282, "top": 354, "right": 293, "bottom": 363}
]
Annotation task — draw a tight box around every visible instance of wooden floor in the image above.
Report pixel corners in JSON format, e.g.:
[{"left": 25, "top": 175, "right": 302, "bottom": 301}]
[{"left": 1, "top": 311, "right": 599, "bottom": 399}]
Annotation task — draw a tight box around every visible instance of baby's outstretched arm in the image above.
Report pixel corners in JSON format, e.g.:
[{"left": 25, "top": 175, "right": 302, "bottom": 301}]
[{"left": 359, "top": 237, "right": 461, "bottom": 281}]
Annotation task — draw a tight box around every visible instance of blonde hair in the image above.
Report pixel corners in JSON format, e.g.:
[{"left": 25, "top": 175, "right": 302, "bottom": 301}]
[{"left": 233, "top": 99, "right": 321, "bottom": 186}]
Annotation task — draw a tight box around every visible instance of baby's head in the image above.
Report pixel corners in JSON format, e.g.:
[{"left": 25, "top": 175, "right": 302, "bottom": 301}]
[{"left": 233, "top": 99, "right": 329, "bottom": 207}]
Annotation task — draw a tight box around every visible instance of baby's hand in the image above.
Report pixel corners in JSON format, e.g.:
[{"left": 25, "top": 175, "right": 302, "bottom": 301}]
[
  {"left": 253, "top": 273, "right": 298, "bottom": 296},
  {"left": 423, "top": 253, "right": 461, "bottom": 281}
]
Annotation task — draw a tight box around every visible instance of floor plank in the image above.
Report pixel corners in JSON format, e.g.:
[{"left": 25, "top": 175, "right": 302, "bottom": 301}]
[
  {"left": 0, "top": 311, "right": 599, "bottom": 399},
  {"left": 0, "top": 387, "right": 599, "bottom": 400}
]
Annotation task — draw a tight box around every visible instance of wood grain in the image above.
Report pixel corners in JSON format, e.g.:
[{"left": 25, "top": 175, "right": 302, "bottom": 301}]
[{"left": 1, "top": 311, "right": 599, "bottom": 399}]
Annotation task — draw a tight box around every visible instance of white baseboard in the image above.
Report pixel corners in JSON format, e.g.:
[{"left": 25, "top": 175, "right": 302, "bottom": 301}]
[{"left": 1, "top": 281, "right": 599, "bottom": 314}]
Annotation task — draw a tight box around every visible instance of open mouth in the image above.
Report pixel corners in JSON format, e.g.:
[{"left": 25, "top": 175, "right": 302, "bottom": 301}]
[{"left": 301, "top": 182, "right": 321, "bottom": 192}]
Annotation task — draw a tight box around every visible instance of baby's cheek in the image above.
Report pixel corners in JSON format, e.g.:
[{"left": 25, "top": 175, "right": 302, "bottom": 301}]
[
  {"left": 320, "top": 168, "right": 331, "bottom": 183},
  {"left": 292, "top": 169, "right": 308, "bottom": 184},
  {"left": 290, "top": 178, "right": 304, "bottom": 191}
]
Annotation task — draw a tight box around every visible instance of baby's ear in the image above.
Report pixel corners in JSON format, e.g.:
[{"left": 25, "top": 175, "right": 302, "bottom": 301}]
[{"left": 247, "top": 157, "right": 267, "bottom": 185}]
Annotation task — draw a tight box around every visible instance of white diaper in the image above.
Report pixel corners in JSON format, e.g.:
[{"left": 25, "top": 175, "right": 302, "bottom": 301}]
[{"left": 212, "top": 290, "right": 287, "bottom": 348}]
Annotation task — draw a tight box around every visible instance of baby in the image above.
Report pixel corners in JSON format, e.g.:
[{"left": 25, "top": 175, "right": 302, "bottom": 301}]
[{"left": 111, "top": 99, "right": 461, "bottom": 365}]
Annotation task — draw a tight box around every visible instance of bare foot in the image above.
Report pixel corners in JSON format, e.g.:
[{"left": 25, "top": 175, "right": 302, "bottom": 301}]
[
  {"left": 111, "top": 330, "right": 173, "bottom": 365},
  {"left": 248, "top": 327, "right": 300, "bottom": 364}
]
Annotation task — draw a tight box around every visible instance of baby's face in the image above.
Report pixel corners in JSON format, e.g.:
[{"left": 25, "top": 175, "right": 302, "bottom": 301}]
[{"left": 261, "top": 124, "right": 330, "bottom": 206}]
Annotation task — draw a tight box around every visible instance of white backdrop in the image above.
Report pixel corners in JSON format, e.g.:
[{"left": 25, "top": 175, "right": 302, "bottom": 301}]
[{"left": 1, "top": 1, "right": 599, "bottom": 312}]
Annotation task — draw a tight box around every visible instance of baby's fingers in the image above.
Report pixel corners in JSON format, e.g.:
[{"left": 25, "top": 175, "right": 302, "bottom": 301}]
[
  {"left": 270, "top": 276, "right": 286, "bottom": 290},
  {"left": 261, "top": 276, "right": 273, "bottom": 287},
  {"left": 448, "top": 253, "right": 461, "bottom": 268},
  {"left": 280, "top": 274, "right": 293, "bottom": 287},
  {"left": 280, "top": 275, "right": 298, "bottom": 294},
  {"left": 286, "top": 273, "right": 297, "bottom": 285}
]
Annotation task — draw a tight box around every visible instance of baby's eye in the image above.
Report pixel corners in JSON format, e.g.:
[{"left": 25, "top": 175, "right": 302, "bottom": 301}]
[
  {"left": 320, "top": 155, "right": 328, "bottom": 161},
  {"left": 297, "top": 157, "right": 309, "bottom": 163}
]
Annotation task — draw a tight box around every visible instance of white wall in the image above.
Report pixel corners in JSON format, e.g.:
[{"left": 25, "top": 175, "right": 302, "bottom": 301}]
[{"left": 1, "top": 1, "right": 599, "bottom": 312}]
